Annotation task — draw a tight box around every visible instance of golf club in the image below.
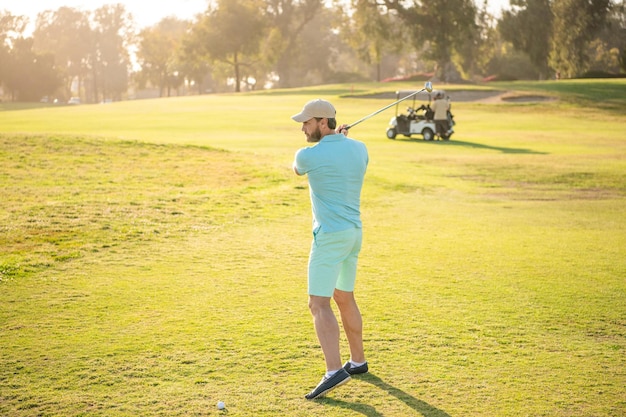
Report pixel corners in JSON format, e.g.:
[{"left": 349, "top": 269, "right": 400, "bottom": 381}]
[{"left": 345, "top": 81, "right": 433, "bottom": 130}]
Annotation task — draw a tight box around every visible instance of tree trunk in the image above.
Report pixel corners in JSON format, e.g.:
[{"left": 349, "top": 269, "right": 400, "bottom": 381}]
[{"left": 234, "top": 52, "right": 241, "bottom": 92}]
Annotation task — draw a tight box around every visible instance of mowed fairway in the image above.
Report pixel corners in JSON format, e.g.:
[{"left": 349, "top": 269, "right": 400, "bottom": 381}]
[{"left": 1, "top": 80, "right": 625, "bottom": 416}]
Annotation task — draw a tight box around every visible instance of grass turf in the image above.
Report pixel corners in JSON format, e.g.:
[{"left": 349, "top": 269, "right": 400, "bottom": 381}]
[{"left": 1, "top": 79, "right": 625, "bottom": 416}]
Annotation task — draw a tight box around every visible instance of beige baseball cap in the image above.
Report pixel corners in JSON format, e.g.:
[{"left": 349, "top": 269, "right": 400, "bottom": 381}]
[{"left": 291, "top": 99, "right": 336, "bottom": 122}]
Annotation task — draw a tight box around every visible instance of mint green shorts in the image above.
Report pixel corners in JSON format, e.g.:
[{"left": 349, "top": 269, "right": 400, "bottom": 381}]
[{"left": 308, "top": 228, "right": 363, "bottom": 297}]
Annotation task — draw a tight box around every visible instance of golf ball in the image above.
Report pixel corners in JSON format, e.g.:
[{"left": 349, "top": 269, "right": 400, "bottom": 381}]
[{"left": 217, "top": 401, "right": 225, "bottom": 410}]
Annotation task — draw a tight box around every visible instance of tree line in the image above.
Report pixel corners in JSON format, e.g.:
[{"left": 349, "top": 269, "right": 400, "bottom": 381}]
[{"left": 1, "top": 0, "right": 624, "bottom": 103}]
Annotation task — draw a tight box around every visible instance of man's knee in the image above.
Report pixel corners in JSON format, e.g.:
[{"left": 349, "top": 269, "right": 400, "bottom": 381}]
[
  {"left": 308, "top": 295, "right": 331, "bottom": 315},
  {"left": 333, "top": 289, "right": 355, "bottom": 308}
]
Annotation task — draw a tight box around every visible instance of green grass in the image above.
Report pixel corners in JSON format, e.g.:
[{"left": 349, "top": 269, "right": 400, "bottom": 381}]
[
  {"left": 1, "top": 81, "right": 625, "bottom": 416},
  {"left": 492, "top": 79, "right": 626, "bottom": 110}
]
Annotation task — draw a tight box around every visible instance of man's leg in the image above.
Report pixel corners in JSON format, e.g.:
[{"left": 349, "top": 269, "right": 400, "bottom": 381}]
[
  {"left": 435, "top": 120, "right": 445, "bottom": 137},
  {"left": 333, "top": 289, "right": 365, "bottom": 363},
  {"left": 308, "top": 295, "right": 342, "bottom": 372}
]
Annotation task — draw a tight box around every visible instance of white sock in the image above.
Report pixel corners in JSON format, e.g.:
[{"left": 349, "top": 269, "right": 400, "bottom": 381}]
[
  {"left": 350, "top": 360, "right": 366, "bottom": 367},
  {"left": 325, "top": 369, "right": 340, "bottom": 378}
]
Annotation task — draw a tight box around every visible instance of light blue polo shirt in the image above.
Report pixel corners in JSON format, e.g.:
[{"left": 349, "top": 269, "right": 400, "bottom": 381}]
[{"left": 294, "top": 134, "right": 369, "bottom": 233}]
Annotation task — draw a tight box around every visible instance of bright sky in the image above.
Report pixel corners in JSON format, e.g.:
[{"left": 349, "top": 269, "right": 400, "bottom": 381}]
[
  {"left": 5, "top": 0, "right": 511, "bottom": 32},
  {"left": 5, "top": 0, "right": 210, "bottom": 31}
]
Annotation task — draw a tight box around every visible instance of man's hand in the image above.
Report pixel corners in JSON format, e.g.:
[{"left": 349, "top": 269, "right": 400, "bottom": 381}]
[{"left": 335, "top": 124, "right": 349, "bottom": 136}]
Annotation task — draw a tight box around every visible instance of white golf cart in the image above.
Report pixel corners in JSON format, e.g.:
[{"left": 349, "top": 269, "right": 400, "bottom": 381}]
[{"left": 385, "top": 90, "right": 454, "bottom": 141}]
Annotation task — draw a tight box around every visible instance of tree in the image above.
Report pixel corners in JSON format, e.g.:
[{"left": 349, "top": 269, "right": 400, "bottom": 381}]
[
  {"left": 136, "top": 17, "right": 190, "bottom": 97},
  {"left": 342, "top": 0, "right": 403, "bottom": 81},
  {"left": 32, "top": 7, "right": 94, "bottom": 101},
  {"left": 0, "top": 11, "right": 28, "bottom": 44},
  {"left": 0, "top": 11, "right": 28, "bottom": 97},
  {"left": 91, "top": 4, "right": 133, "bottom": 102},
  {"left": 263, "top": 0, "right": 322, "bottom": 87},
  {"left": 588, "top": 0, "right": 626, "bottom": 74},
  {"left": 499, "top": 0, "right": 553, "bottom": 79},
  {"left": 616, "top": 0, "right": 626, "bottom": 72},
  {"left": 378, "top": 0, "right": 478, "bottom": 82},
  {"left": 456, "top": 0, "right": 499, "bottom": 80},
  {"left": 0, "top": 12, "right": 61, "bottom": 101},
  {"left": 3, "top": 37, "right": 60, "bottom": 101},
  {"left": 178, "top": 36, "right": 213, "bottom": 94},
  {"left": 190, "top": 0, "right": 267, "bottom": 92},
  {"left": 549, "top": 0, "right": 611, "bottom": 77},
  {"left": 295, "top": 7, "right": 365, "bottom": 84}
]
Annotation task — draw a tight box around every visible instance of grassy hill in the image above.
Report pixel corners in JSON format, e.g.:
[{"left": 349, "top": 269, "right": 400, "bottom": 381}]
[{"left": 1, "top": 80, "right": 625, "bottom": 416}]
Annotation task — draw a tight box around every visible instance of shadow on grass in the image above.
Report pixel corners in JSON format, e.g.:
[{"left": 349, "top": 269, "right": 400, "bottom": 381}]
[
  {"left": 395, "top": 138, "right": 547, "bottom": 154},
  {"left": 320, "top": 373, "right": 452, "bottom": 417}
]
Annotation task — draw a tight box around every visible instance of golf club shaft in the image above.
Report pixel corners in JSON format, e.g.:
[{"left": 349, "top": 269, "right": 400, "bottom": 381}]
[{"left": 346, "top": 88, "right": 427, "bottom": 130}]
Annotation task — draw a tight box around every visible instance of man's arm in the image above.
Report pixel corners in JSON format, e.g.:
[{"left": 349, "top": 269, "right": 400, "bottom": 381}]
[{"left": 293, "top": 163, "right": 303, "bottom": 176}]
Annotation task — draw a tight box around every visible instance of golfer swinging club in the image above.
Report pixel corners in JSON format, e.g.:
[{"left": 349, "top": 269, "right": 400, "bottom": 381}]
[{"left": 292, "top": 99, "right": 369, "bottom": 400}]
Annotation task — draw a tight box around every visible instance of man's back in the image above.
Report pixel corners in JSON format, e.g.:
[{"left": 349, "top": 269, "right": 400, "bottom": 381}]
[
  {"left": 294, "top": 133, "right": 368, "bottom": 233},
  {"left": 432, "top": 98, "right": 449, "bottom": 120}
]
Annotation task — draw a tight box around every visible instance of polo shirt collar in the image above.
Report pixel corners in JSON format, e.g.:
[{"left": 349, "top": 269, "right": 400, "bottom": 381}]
[{"left": 320, "top": 133, "right": 344, "bottom": 143}]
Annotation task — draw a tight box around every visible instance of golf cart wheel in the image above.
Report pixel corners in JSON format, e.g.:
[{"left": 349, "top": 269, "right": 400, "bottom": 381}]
[
  {"left": 386, "top": 128, "right": 397, "bottom": 139},
  {"left": 422, "top": 128, "right": 434, "bottom": 141}
]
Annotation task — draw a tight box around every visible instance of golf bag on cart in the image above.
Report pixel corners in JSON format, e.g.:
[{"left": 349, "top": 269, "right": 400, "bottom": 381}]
[{"left": 447, "top": 107, "right": 455, "bottom": 134}]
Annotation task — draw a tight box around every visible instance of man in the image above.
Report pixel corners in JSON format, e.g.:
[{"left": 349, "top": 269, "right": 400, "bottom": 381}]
[
  {"left": 291, "top": 98, "right": 369, "bottom": 400},
  {"left": 432, "top": 91, "right": 451, "bottom": 139}
]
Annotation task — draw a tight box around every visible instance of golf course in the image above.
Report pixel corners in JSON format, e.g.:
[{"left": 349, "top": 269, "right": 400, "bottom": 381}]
[{"left": 1, "top": 79, "right": 625, "bottom": 416}]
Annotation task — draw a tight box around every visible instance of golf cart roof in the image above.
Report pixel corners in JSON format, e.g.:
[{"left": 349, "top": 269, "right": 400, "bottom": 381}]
[
  {"left": 396, "top": 89, "right": 433, "bottom": 94},
  {"left": 395, "top": 90, "right": 432, "bottom": 99}
]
